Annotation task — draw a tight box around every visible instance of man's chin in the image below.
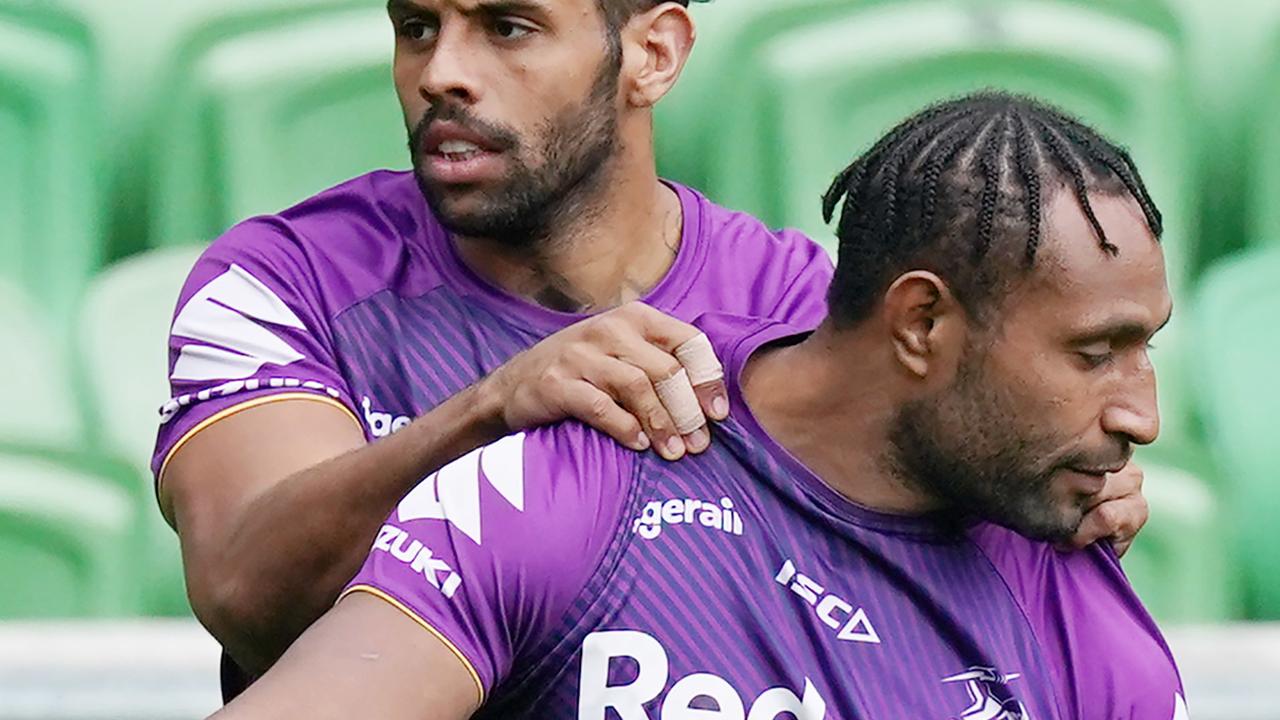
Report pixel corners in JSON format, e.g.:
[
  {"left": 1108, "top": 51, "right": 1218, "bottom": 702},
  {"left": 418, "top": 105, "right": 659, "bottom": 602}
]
[
  {"left": 416, "top": 181, "right": 500, "bottom": 234},
  {"left": 986, "top": 504, "right": 1083, "bottom": 544}
]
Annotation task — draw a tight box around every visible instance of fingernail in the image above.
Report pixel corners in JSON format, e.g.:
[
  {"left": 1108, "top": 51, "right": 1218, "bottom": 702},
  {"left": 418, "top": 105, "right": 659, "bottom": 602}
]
[
  {"left": 663, "top": 436, "right": 686, "bottom": 460},
  {"left": 711, "top": 395, "right": 730, "bottom": 420},
  {"left": 686, "top": 427, "right": 710, "bottom": 453},
  {"left": 634, "top": 432, "right": 651, "bottom": 451}
]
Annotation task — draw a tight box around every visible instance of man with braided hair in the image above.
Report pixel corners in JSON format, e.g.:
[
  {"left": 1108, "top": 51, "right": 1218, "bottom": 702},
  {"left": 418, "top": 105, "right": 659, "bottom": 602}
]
[{"left": 212, "top": 92, "right": 1186, "bottom": 720}]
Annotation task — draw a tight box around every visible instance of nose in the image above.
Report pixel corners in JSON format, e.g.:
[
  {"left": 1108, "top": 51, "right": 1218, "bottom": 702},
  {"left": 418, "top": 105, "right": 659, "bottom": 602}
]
[
  {"left": 419, "top": 23, "right": 479, "bottom": 105},
  {"left": 1101, "top": 366, "right": 1160, "bottom": 446}
]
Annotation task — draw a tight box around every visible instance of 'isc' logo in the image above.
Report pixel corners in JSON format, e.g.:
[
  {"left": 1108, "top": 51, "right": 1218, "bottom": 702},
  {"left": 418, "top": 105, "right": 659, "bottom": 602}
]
[{"left": 776, "top": 559, "right": 880, "bottom": 644}]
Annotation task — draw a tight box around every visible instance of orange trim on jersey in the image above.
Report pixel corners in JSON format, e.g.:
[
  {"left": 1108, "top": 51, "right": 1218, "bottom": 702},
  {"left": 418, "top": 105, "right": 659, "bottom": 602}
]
[
  {"left": 341, "top": 584, "right": 486, "bottom": 705},
  {"left": 156, "top": 392, "right": 362, "bottom": 520}
]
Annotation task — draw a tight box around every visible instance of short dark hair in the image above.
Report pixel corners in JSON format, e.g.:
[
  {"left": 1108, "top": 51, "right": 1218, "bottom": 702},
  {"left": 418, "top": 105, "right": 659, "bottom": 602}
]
[
  {"left": 596, "top": 0, "right": 692, "bottom": 65},
  {"left": 597, "top": 0, "right": 690, "bottom": 33},
  {"left": 821, "top": 91, "right": 1163, "bottom": 327}
]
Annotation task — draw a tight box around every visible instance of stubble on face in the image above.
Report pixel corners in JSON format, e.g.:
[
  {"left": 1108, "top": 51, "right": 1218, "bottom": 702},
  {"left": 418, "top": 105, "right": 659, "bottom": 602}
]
[
  {"left": 887, "top": 345, "right": 1120, "bottom": 542},
  {"left": 409, "top": 48, "right": 623, "bottom": 248}
]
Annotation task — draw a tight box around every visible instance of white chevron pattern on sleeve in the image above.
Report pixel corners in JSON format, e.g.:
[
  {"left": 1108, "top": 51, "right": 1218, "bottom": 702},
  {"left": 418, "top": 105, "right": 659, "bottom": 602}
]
[{"left": 170, "top": 264, "right": 307, "bottom": 382}]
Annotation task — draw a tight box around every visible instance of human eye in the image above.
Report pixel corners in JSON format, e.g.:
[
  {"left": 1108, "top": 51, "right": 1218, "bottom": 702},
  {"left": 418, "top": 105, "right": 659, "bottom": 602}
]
[
  {"left": 397, "top": 15, "right": 438, "bottom": 42},
  {"left": 491, "top": 17, "right": 535, "bottom": 40},
  {"left": 1075, "top": 342, "right": 1114, "bottom": 370},
  {"left": 1079, "top": 351, "right": 1113, "bottom": 370}
]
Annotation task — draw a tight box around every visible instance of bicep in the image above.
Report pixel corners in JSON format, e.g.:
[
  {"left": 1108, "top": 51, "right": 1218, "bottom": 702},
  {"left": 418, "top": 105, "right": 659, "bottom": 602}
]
[
  {"left": 214, "top": 591, "right": 480, "bottom": 720},
  {"left": 162, "top": 398, "right": 365, "bottom": 533}
]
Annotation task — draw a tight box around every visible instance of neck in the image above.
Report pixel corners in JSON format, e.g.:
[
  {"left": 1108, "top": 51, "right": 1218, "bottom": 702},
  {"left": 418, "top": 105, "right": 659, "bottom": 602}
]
[
  {"left": 453, "top": 142, "right": 683, "bottom": 315},
  {"left": 742, "top": 325, "right": 940, "bottom": 515}
]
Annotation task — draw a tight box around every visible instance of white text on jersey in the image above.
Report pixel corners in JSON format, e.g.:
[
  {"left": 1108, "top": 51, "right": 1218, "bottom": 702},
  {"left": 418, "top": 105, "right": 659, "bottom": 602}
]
[
  {"left": 631, "top": 497, "right": 744, "bottom": 540},
  {"left": 776, "top": 559, "right": 881, "bottom": 644},
  {"left": 362, "top": 396, "right": 411, "bottom": 437},
  {"left": 579, "top": 630, "right": 827, "bottom": 720},
  {"left": 158, "top": 377, "right": 343, "bottom": 424},
  {"left": 372, "top": 524, "right": 461, "bottom": 599}
]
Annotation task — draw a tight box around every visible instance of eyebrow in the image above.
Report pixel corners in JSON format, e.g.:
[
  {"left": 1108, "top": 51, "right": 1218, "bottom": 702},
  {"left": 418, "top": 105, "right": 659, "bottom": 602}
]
[
  {"left": 1070, "top": 306, "right": 1174, "bottom": 346},
  {"left": 386, "top": 0, "right": 421, "bottom": 17},
  {"left": 387, "top": 0, "right": 549, "bottom": 18}
]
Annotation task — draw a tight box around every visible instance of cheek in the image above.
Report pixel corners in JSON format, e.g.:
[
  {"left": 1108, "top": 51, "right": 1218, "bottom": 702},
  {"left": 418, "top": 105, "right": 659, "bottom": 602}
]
[
  {"left": 983, "top": 350, "right": 1096, "bottom": 448},
  {"left": 393, "top": 61, "right": 427, "bottom": 124}
]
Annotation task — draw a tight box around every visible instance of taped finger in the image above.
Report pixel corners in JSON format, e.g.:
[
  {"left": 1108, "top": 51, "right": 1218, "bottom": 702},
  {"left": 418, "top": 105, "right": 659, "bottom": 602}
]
[
  {"left": 674, "top": 333, "right": 724, "bottom": 386},
  {"left": 654, "top": 368, "right": 706, "bottom": 435}
]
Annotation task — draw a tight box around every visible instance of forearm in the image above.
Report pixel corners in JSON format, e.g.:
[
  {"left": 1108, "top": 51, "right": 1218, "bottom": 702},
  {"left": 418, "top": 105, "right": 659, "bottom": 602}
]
[{"left": 200, "top": 381, "right": 506, "bottom": 673}]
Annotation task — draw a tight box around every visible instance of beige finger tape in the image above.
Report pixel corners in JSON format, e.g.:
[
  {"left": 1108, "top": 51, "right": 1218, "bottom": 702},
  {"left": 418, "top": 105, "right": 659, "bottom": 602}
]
[
  {"left": 674, "top": 333, "right": 724, "bottom": 385},
  {"left": 654, "top": 368, "right": 705, "bottom": 435}
]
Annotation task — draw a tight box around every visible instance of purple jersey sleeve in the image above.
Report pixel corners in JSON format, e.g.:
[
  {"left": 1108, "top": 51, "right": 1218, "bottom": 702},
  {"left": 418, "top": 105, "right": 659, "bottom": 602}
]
[
  {"left": 342, "top": 423, "right": 636, "bottom": 702},
  {"left": 970, "top": 524, "right": 1187, "bottom": 719},
  {"left": 151, "top": 219, "right": 361, "bottom": 484}
]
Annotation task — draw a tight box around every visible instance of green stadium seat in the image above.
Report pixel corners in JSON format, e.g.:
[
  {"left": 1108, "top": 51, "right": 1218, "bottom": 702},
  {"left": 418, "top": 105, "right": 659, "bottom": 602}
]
[
  {"left": 148, "top": 4, "right": 407, "bottom": 247},
  {"left": 1247, "top": 25, "right": 1280, "bottom": 254},
  {"left": 0, "top": 6, "right": 103, "bottom": 323},
  {"left": 1122, "top": 462, "right": 1239, "bottom": 621},
  {"left": 0, "top": 451, "right": 139, "bottom": 618},
  {"left": 0, "top": 281, "right": 83, "bottom": 451},
  {"left": 1195, "top": 246, "right": 1280, "bottom": 618},
  {"left": 78, "top": 246, "right": 203, "bottom": 470},
  {"left": 77, "top": 246, "right": 205, "bottom": 616},
  {"left": 1163, "top": 0, "right": 1280, "bottom": 269},
  {"left": 0, "top": 0, "right": 379, "bottom": 258}
]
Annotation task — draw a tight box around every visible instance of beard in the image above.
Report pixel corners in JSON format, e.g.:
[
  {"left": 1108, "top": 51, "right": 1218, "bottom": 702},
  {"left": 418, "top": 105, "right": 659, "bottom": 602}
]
[
  {"left": 887, "top": 347, "right": 1128, "bottom": 542},
  {"left": 408, "top": 52, "right": 622, "bottom": 247}
]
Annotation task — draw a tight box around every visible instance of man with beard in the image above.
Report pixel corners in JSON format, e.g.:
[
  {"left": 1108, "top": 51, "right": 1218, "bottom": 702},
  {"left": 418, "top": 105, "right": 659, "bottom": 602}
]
[
  {"left": 207, "top": 93, "right": 1185, "bottom": 720},
  {"left": 155, "top": 0, "right": 1152, "bottom": 703}
]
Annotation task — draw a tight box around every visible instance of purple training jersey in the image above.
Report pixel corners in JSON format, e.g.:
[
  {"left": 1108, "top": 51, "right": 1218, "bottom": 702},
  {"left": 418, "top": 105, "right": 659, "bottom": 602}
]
[
  {"left": 152, "top": 170, "right": 832, "bottom": 698},
  {"left": 152, "top": 170, "right": 832, "bottom": 484},
  {"left": 346, "top": 314, "right": 1187, "bottom": 720}
]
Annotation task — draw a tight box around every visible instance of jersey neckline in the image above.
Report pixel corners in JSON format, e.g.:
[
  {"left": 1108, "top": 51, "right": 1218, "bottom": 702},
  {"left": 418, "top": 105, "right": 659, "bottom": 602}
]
[
  {"left": 724, "top": 320, "right": 967, "bottom": 540},
  {"left": 421, "top": 180, "right": 708, "bottom": 333}
]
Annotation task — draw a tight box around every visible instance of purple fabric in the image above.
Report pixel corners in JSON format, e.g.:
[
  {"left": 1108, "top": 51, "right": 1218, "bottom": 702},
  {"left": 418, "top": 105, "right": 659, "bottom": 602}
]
[
  {"left": 348, "top": 425, "right": 636, "bottom": 693},
  {"left": 151, "top": 170, "right": 834, "bottom": 477},
  {"left": 348, "top": 314, "right": 1186, "bottom": 719}
]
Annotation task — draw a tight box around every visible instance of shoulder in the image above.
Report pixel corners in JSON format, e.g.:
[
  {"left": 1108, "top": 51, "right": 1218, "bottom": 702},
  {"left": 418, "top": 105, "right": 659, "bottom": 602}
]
[
  {"left": 390, "top": 422, "right": 639, "bottom": 583},
  {"left": 967, "top": 525, "right": 1185, "bottom": 713},
  {"left": 688, "top": 185, "right": 832, "bottom": 278},
  {"left": 192, "top": 170, "right": 441, "bottom": 314},
  {"left": 677, "top": 184, "right": 833, "bottom": 327},
  {"left": 345, "top": 424, "right": 641, "bottom": 694},
  {"left": 495, "top": 423, "right": 640, "bottom": 553}
]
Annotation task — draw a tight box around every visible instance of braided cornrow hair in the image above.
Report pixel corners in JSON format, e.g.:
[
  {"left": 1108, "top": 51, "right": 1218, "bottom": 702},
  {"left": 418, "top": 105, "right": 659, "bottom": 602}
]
[{"left": 821, "top": 91, "right": 1163, "bottom": 327}]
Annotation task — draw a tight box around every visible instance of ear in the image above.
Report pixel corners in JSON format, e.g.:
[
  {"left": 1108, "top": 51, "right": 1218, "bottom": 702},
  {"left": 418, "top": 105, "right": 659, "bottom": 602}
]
[
  {"left": 881, "top": 271, "right": 968, "bottom": 380},
  {"left": 619, "top": 3, "right": 696, "bottom": 109}
]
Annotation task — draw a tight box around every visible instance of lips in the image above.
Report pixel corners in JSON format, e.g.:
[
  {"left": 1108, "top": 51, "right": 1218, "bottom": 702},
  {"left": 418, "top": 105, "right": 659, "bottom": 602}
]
[
  {"left": 418, "top": 121, "right": 506, "bottom": 185},
  {"left": 1062, "top": 468, "right": 1110, "bottom": 496},
  {"left": 436, "top": 139, "right": 485, "bottom": 162},
  {"left": 1068, "top": 465, "right": 1126, "bottom": 477},
  {"left": 422, "top": 121, "right": 501, "bottom": 155}
]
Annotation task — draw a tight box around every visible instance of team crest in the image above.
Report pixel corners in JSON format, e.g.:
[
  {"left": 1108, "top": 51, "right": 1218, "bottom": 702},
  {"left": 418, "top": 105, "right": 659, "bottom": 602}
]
[{"left": 942, "top": 667, "right": 1032, "bottom": 720}]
